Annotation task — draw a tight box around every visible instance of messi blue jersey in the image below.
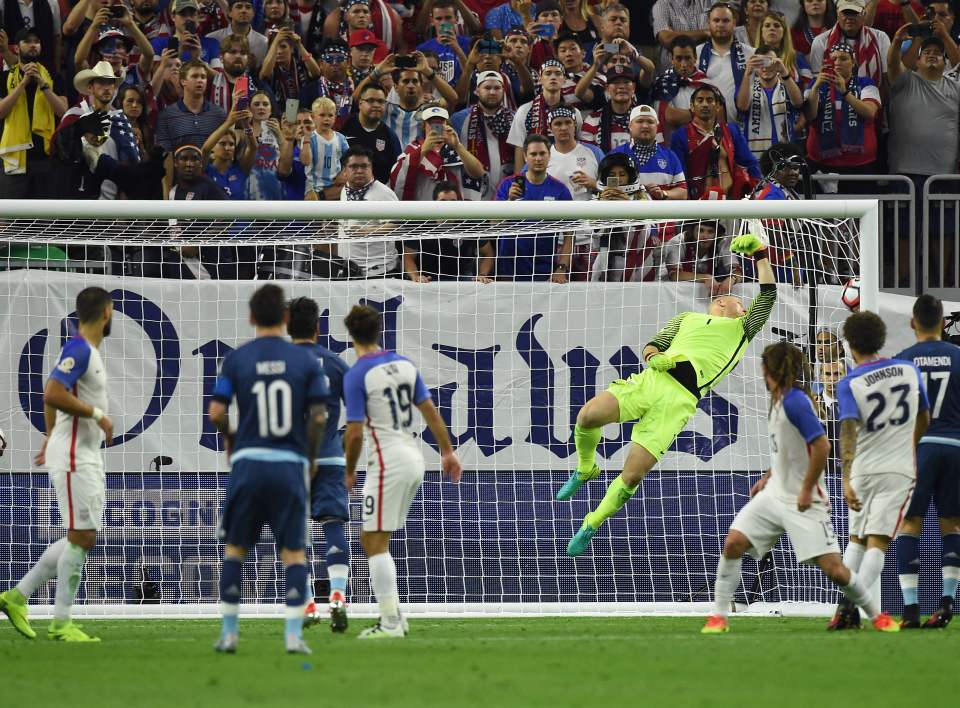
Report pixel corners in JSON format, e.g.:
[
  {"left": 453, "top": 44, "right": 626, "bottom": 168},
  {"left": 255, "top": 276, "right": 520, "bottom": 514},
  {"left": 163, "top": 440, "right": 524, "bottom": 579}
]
[
  {"left": 896, "top": 340, "right": 960, "bottom": 442},
  {"left": 212, "top": 336, "right": 329, "bottom": 461},
  {"left": 298, "top": 342, "right": 350, "bottom": 465}
]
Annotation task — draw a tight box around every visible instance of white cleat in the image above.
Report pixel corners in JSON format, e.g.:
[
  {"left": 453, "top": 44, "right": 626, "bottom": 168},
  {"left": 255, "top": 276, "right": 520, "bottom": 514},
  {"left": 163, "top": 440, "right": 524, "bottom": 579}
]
[
  {"left": 285, "top": 637, "right": 312, "bottom": 654},
  {"left": 357, "top": 621, "right": 405, "bottom": 640},
  {"left": 214, "top": 633, "right": 238, "bottom": 653}
]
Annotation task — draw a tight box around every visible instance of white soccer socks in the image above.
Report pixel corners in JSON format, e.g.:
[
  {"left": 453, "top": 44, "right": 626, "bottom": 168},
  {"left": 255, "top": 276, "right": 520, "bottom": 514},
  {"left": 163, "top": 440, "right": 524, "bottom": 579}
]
[
  {"left": 16, "top": 537, "right": 68, "bottom": 599},
  {"left": 368, "top": 552, "right": 401, "bottom": 628},
  {"left": 712, "top": 556, "right": 742, "bottom": 618},
  {"left": 53, "top": 542, "right": 88, "bottom": 623}
]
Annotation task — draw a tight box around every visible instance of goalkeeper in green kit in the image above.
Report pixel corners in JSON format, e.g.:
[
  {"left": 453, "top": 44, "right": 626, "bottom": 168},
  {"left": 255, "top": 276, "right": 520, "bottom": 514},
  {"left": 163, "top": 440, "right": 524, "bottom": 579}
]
[{"left": 560, "top": 233, "right": 777, "bottom": 556}]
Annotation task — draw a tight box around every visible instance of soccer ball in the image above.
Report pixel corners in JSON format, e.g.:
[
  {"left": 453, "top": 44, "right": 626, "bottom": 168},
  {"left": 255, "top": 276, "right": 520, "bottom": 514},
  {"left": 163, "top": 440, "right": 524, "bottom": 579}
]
[{"left": 841, "top": 278, "right": 861, "bottom": 312}]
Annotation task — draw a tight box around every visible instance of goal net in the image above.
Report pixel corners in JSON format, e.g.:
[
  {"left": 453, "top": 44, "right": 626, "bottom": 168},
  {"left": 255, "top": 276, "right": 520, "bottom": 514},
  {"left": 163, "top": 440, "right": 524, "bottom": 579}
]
[{"left": 0, "top": 199, "right": 878, "bottom": 618}]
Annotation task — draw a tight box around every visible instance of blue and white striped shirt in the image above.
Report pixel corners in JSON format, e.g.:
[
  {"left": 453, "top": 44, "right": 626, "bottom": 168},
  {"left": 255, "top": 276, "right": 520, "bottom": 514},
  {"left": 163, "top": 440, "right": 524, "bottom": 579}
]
[
  {"left": 384, "top": 102, "right": 423, "bottom": 149},
  {"left": 305, "top": 131, "right": 350, "bottom": 193}
]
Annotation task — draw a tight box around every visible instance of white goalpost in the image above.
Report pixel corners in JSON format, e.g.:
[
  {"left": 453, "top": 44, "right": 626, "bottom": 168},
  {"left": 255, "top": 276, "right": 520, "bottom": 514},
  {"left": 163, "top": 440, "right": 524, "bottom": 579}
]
[{"left": 0, "top": 198, "right": 879, "bottom": 619}]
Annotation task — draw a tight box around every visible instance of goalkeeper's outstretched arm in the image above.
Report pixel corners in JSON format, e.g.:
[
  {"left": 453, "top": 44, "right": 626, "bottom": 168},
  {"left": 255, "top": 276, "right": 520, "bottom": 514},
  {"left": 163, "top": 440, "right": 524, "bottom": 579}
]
[{"left": 730, "top": 233, "right": 777, "bottom": 341}]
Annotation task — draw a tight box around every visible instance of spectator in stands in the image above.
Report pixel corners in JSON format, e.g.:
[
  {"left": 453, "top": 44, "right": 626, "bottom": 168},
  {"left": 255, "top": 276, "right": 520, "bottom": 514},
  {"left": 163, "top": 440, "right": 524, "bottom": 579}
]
[
  {"left": 456, "top": 32, "right": 526, "bottom": 108},
  {"left": 247, "top": 90, "right": 294, "bottom": 199},
  {"left": 348, "top": 28, "right": 383, "bottom": 86},
  {"left": 525, "top": 1, "right": 564, "bottom": 70},
  {"left": 652, "top": 0, "right": 712, "bottom": 69},
  {"left": 334, "top": 144, "right": 400, "bottom": 278},
  {"left": 888, "top": 29, "right": 960, "bottom": 194},
  {"left": 580, "top": 65, "right": 637, "bottom": 152},
  {"left": 401, "top": 180, "right": 496, "bottom": 281},
  {"left": 501, "top": 27, "right": 535, "bottom": 102},
  {"left": 508, "top": 58, "right": 581, "bottom": 168},
  {"left": 302, "top": 41, "right": 354, "bottom": 126},
  {"left": 390, "top": 104, "right": 485, "bottom": 200},
  {"left": 196, "top": 0, "right": 228, "bottom": 35},
  {"left": 754, "top": 142, "right": 806, "bottom": 198},
  {"left": 358, "top": 51, "right": 458, "bottom": 146},
  {"left": 260, "top": 0, "right": 292, "bottom": 36},
  {"left": 484, "top": 0, "right": 534, "bottom": 40},
  {"left": 900, "top": 4, "right": 960, "bottom": 67},
  {"left": 736, "top": 45, "right": 803, "bottom": 158},
  {"left": 808, "top": 0, "right": 889, "bottom": 87},
  {"left": 664, "top": 219, "right": 741, "bottom": 296},
  {"left": 115, "top": 84, "right": 153, "bottom": 160},
  {"left": 697, "top": 2, "right": 756, "bottom": 118},
  {"left": 560, "top": 0, "right": 600, "bottom": 55},
  {"left": 804, "top": 42, "right": 881, "bottom": 183},
  {"left": 451, "top": 70, "right": 515, "bottom": 200},
  {"left": 290, "top": 0, "right": 327, "bottom": 57},
  {"left": 545, "top": 104, "right": 602, "bottom": 198},
  {"left": 169, "top": 143, "right": 226, "bottom": 199},
  {"left": 301, "top": 97, "right": 349, "bottom": 200},
  {"left": 208, "top": 34, "right": 274, "bottom": 114},
  {"left": 868, "top": 0, "right": 923, "bottom": 39},
  {"left": 201, "top": 105, "right": 255, "bottom": 199},
  {"left": 130, "top": 0, "right": 170, "bottom": 43},
  {"left": 0, "top": 28, "right": 67, "bottom": 198},
  {"left": 150, "top": 44, "right": 184, "bottom": 110},
  {"left": 595, "top": 2, "right": 631, "bottom": 47},
  {"left": 0, "top": 0, "right": 62, "bottom": 72},
  {"left": 670, "top": 84, "right": 760, "bottom": 199},
  {"left": 651, "top": 35, "right": 707, "bottom": 145},
  {"left": 74, "top": 14, "right": 154, "bottom": 88},
  {"left": 757, "top": 11, "right": 813, "bottom": 86},
  {"left": 609, "top": 105, "right": 689, "bottom": 200},
  {"left": 413, "top": 0, "right": 483, "bottom": 43},
  {"left": 554, "top": 31, "right": 588, "bottom": 107},
  {"left": 156, "top": 59, "right": 227, "bottom": 154},
  {"left": 815, "top": 327, "right": 846, "bottom": 362},
  {"left": 150, "top": 0, "right": 222, "bottom": 69},
  {"left": 325, "top": 0, "right": 402, "bottom": 54},
  {"left": 207, "top": 0, "right": 269, "bottom": 66},
  {"left": 341, "top": 82, "right": 402, "bottom": 183},
  {"left": 792, "top": 0, "right": 836, "bottom": 59},
  {"left": 259, "top": 26, "right": 322, "bottom": 107},
  {"left": 735, "top": 0, "right": 770, "bottom": 46},
  {"left": 418, "top": 0, "right": 474, "bottom": 85},
  {"left": 495, "top": 133, "right": 574, "bottom": 282}
]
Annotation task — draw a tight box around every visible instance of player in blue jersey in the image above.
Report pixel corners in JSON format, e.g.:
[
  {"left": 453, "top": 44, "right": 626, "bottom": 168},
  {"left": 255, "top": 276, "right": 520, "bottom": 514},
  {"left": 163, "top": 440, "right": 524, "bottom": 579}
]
[
  {"left": 208, "top": 285, "right": 330, "bottom": 655},
  {"left": 342, "top": 305, "right": 462, "bottom": 639},
  {"left": 831, "top": 311, "right": 931, "bottom": 630},
  {"left": 895, "top": 294, "right": 960, "bottom": 628},
  {"left": 287, "top": 297, "right": 353, "bottom": 633},
  {"left": 702, "top": 342, "right": 897, "bottom": 633}
]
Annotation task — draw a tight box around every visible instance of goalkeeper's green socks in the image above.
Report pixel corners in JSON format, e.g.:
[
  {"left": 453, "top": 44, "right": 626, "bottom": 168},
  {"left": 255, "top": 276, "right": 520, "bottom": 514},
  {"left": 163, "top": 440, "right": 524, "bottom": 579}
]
[
  {"left": 584, "top": 475, "right": 639, "bottom": 529},
  {"left": 574, "top": 423, "right": 602, "bottom": 473}
]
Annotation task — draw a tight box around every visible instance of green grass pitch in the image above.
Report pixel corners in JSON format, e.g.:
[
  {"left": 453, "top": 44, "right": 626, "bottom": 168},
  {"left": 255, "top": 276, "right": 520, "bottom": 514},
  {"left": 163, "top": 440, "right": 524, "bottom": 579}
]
[{"left": 2, "top": 616, "right": 954, "bottom": 708}]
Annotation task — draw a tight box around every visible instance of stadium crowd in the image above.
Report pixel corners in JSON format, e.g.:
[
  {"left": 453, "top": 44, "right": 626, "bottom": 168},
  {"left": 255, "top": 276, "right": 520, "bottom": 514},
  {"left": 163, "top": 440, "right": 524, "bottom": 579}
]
[{"left": 1, "top": 0, "right": 939, "bottom": 281}]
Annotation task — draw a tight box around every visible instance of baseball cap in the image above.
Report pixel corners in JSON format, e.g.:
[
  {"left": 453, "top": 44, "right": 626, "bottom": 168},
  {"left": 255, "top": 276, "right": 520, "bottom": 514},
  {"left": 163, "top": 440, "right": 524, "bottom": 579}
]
[
  {"left": 13, "top": 27, "right": 42, "bottom": 44},
  {"left": 349, "top": 29, "right": 379, "bottom": 48},
  {"left": 606, "top": 66, "right": 637, "bottom": 83},
  {"left": 835, "top": 0, "right": 864, "bottom": 13},
  {"left": 172, "top": 0, "right": 200, "bottom": 12},
  {"left": 420, "top": 105, "right": 450, "bottom": 121},
  {"left": 475, "top": 70, "right": 503, "bottom": 86},
  {"left": 95, "top": 27, "right": 134, "bottom": 48},
  {"left": 629, "top": 105, "right": 659, "bottom": 123}
]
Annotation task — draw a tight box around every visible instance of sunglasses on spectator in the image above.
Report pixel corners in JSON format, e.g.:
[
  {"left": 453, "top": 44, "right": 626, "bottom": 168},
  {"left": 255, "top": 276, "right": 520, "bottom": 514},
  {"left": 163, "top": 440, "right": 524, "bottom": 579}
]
[{"left": 323, "top": 54, "right": 347, "bottom": 63}]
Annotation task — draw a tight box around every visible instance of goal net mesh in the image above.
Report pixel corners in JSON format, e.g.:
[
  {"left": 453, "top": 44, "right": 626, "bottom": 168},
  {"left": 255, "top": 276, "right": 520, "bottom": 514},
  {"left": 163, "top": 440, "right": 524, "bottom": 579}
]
[{"left": 0, "top": 209, "right": 867, "bottom": 616}]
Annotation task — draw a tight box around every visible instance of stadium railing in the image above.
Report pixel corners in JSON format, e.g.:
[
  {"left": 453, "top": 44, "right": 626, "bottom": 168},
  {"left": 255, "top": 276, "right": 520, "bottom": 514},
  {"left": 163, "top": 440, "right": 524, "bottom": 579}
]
[{"left": 922, "top": 175, "right": 960, "bottom": 302}]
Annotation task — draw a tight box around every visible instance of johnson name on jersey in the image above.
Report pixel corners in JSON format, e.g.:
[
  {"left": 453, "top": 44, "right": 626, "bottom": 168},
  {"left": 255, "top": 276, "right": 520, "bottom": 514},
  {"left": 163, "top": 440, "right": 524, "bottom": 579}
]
[{"left": 836, "top": 358, "right": 929, "bottom": 478}]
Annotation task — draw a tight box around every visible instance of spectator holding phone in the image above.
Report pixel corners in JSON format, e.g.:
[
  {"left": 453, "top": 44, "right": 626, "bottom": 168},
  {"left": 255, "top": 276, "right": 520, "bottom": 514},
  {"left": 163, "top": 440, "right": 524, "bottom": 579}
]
[
  {"left": 495, "top": 133, "right": 574, "bottom": 283},
  {"left": 417, "top": 0, "right": 474, "bottom": 85},
  {"left": 501, "top": 27, "right": 536, "bottom": 102},
  {"left": 508, "top": 58, "right": 582, "bottom": 169},
  {"left": 246, "top": 90, "right": 295, "bottom": 199},
  {"left": 573, "top": 38, "right": 656, "bottom": 110},
  {"left": 526, "top": 0, "right": 564, "bottom": 70},
  {"left": 74, "top": 11, "right": 155, "bottom": 89},
  {"left": 457, "top": 33, "right": 526, "bottom": 108},
  {"left": 150, "top": 0, "right": 222, "bottom": 70},
  {"left": 451, "top": 70, "right": 516, "bottom": 200},
  {"left": 580, "top": 65, "right": 638, "bottom": 152},
  {"left": 484, "top": 0, "right": 534, "bottom": 40},
  {"left": 756, "top": 11, "right": 813, "bottom": 87},
  {"left": 807, "top": 0, "right": 888, "bottom": 88},
  {"left": 696, "top": 2, "right": 756, "bottom": 118},
  {"left": 390, "top": 104, "right": 485, "bottom": 201},
  {"left": 545, "top": 105, "right": 603, "bottom": 200},
  {"left": 259, "top": 0, "right": 292, "bottom": 36},
  {"left": 208, "top": 34, "right": 275, "bottom": 114},
  {"left": 201, "top": 99, "right": 256, "bottom": 199},
  {"left": 735, "top": 45, "right": 803, "bottom": 158},
  {"left": 207, "top": 0, "right": 269, "bottom": 66},
  {"left": 259, "top": 26, "right": 322, "bottom": 108}
]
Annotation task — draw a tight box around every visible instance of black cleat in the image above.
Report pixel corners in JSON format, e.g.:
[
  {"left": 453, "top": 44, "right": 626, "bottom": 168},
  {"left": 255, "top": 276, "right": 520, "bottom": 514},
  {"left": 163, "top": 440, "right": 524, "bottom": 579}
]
[
  {"left": 329, "top": 598, "right": 348, "bottom": 634},
  {"left": 922, "top": 597, "right": 953, "bottom": 629},
  {"left": 901, "top": 603, "right": 922, "bottom": 629},
  {"left": 827, "top": 599, "right": 860, "bottom": 631}
]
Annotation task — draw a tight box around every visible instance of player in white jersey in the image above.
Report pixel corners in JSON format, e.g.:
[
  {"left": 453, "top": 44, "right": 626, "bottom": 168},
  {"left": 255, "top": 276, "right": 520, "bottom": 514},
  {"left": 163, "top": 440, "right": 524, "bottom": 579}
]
[
  {"left": 702, "top": 343, "right": 899, "bottom": 633},
  {"left": 342, "top": 305, "right": 462, "bottom": 639},
  {"left": 830, "top": 311, "right": 931, "bottom": 629},
  {"left": 0, "top": 288, "right": 115, "bottom": 642}
]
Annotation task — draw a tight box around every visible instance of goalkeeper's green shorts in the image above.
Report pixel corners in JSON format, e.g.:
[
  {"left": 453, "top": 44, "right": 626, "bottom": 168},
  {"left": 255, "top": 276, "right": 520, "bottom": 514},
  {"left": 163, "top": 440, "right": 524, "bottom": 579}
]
[{"left": 607, "top": 369, "right": 699, "bottom": 460}]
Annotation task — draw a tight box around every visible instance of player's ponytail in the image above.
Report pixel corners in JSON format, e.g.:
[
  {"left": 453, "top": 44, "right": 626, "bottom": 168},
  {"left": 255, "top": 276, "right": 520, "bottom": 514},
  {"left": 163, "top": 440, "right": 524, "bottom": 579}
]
[{"left": 761, "top": 342, "right": 822, "bottom": 418}]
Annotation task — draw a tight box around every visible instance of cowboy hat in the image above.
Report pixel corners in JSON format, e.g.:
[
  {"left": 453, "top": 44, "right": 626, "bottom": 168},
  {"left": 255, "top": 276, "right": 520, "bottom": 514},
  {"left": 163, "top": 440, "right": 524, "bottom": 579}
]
[{"left": 73, "top": 60, "right": 124, "bottom": 95}]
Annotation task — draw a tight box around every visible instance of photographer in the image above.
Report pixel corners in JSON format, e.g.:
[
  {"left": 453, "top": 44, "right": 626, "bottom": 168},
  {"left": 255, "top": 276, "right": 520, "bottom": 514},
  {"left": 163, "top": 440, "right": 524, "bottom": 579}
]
[{"left": 149, "top": 0, "right": 222, "bottom": 70}]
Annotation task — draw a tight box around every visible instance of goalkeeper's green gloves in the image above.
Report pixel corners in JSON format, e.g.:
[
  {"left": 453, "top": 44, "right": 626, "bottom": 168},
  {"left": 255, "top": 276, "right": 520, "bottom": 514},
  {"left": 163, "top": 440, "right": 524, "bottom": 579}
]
[
  {"left": 646, "top": 354, "right": 675, "bottom": 372},
  {"left": 730, "top": 233, "right": 767, "bottom": 257}
]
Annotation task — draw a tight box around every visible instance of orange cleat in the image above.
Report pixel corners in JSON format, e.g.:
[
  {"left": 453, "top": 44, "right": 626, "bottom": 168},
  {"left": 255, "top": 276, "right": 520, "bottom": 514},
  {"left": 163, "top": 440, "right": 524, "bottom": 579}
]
[
  {"left": 701, "top": 615, "right": 729, "bottom": 634},
  {"left": 871, "top": 612, "right": 901, "bottom": 633}
]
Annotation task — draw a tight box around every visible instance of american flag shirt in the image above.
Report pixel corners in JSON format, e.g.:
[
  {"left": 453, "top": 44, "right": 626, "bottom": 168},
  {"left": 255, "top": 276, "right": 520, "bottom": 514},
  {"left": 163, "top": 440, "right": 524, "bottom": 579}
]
[{"left": 59, "top": 101, "right": 141, "bottom": 199}]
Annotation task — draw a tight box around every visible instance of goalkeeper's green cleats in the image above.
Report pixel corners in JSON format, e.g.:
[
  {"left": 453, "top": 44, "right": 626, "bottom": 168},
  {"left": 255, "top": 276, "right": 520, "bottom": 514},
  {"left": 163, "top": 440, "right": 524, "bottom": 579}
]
[
  {"left": 566, "top": 518, "right": 599, "bottom": 557},
  {"left": 556, "top": 464, "right": 600, "bottom": 501},
  {"left": 48, "top": 620, "right": 100, "bottom": 642},
  {"left": 0, "top": 589, "right": 36, "bottom": 639}
]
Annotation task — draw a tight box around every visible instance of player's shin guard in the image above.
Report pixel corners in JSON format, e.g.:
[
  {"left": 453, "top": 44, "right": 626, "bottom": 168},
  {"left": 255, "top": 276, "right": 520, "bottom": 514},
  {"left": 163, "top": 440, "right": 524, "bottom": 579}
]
[
  {"left": 585, "top": 475, "right": 638, "bottom": 529},
  {"left": 285, "top": 563, "right": 308, "bottom": 642},
  {"left": 368, "top": 552, "right": 401, "bottom": 628},
  {"left": 53, "top": 543, "right": 87, "bottom": 623},
  {"left": 840, "top": 571, "right": 879, "bottom": 619},
  {"left": 574, "top": 423, "right": 602, "bottom": 473},
  {"left": 712, "top": 556, "right": 742, "bottom": 618},
  {"left": 219, "top": 557, "right": 242, "bottom": 639},
  {"left": 942, "top": 533, "right": 960, "bottom": 600},
  {"left": 322, "top": 520, "right": 350, "bottom": 599},
  {"left": 16, "top": 537, "right": 67, "bottom": 599},
  {"left": 857, "top": 547, "right": 886, "bottom": 598},
  {"left": 895, "top": 533, "right": 921, "bottom": 607},
  {"left": 843, "top": 541, "right": 865, "bottom": 572}
]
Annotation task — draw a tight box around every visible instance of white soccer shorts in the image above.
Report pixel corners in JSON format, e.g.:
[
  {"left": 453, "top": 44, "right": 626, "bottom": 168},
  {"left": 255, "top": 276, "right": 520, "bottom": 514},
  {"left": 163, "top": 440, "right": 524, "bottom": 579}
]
[
  {"left": 730, "top": 489, "right": 841, "bottom": 564},
  {"left": 847, "top": 472, "right": 915, "bottom": 539},
  {"left": 50, "top": 467, "right": 105, "bottom": 531},
  {"left": 361, "top": 458, "right": 424, "bottom": 533}
]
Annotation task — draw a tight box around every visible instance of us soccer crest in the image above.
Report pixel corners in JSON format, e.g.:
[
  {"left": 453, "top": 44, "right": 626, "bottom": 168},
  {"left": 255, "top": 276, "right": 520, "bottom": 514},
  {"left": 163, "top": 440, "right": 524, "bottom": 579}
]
[
  {"left": 658, "top": 158, "right": 667, "bottom": 169},
  {"left": 376, "top": 138, "right": 386, "bottom": 151}
]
